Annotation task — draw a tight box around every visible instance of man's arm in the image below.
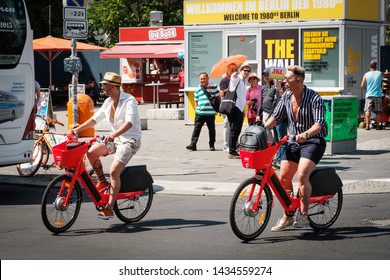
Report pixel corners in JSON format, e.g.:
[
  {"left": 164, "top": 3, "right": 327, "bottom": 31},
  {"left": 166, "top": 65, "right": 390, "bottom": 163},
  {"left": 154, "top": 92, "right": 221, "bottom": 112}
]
[
  {"left": 361, "top": 74, "right": 367, "bottom": 90},
  {"left": 264, "top": 116, "right": 277, "bottom": 129}
]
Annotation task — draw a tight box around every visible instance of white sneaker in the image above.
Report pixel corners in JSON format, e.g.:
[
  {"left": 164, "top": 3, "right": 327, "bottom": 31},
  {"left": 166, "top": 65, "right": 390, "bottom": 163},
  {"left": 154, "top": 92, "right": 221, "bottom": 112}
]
[
  {"left": 223, "top": 146, "right": 229, "bottom": 152},
  {"left": 293, "top": 215, "right": 309, "bottom": 228},
  {"left": 271, "top": 216, "right": 294, "bottom": 232}
]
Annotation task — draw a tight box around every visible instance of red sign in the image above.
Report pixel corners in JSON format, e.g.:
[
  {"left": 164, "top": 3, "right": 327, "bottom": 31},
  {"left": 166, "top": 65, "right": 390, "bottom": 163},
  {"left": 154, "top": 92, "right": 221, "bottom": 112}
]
[{"left": 120, "top": 26, "right": 184, "bottom": 43}]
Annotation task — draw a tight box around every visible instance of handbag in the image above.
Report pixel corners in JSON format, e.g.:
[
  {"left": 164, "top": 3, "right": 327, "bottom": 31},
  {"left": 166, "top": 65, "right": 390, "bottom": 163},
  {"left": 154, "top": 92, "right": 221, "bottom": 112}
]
[
  {"left": 247, "top": 105, "right": 257, "bottom": 120},
  {"left": 219, "top": 81, "right": 239, "bottom": 115},
  {"left": 201, "top": 85, "right": 220, "bottom": 112}
]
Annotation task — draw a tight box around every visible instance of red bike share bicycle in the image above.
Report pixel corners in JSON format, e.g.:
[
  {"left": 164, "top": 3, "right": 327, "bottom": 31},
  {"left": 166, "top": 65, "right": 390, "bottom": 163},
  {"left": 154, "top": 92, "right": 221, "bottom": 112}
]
[
  {"left": 229, "top": 135, "right": 343, "bottom": 241},
  {"left": 41, "top": 134, "right": 153, "bottom": 234}
]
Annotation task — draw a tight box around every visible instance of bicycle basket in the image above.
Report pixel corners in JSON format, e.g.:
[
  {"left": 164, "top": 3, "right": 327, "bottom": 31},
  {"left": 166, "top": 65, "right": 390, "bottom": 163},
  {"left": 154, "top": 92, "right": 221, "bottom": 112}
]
[
  {"left": 43, "top": 133, "right": 67, "bottom": 149},
  {"left": 52, "top": 141, "right": 88, "bottom": 168},
  {"left": 239, "top": 143, "right": 278, "bottom": 169}
]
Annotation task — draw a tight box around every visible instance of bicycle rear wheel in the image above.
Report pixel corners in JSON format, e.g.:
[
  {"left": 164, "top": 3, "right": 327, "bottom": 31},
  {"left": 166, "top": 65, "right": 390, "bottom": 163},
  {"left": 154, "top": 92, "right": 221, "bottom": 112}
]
[
  {"left": 308, "top": 189, "right": 343, "bottom": 230},
  {"left": 229, "top": 177, "right": 273, "bottom": 241},
  {"left": 16, "top": 142, "right": 43, "bottom": 177},
  {"left": 41, "top": 175, "right": 82, "bottom": 234},
  {"left": 114, "top": 184, "right": 153, "bottom": 223}
]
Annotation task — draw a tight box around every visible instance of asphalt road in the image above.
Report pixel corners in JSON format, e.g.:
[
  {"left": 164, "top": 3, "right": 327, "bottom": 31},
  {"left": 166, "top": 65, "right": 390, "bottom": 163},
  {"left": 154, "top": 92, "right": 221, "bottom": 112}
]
[{"left": 0, "top": 182, "right": 389, "bottom": 260}]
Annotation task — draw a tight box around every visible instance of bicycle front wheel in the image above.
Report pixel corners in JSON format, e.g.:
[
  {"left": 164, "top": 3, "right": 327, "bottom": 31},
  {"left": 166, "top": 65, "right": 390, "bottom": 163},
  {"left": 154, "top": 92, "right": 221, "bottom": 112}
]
[
  {"left": 308, "top": 189, "right": 343, "bottom": 230},
  {"left": 229, "top": 177, "right": 273, "bottom": 241},
  {"left": 16, "top": 142, "right": 43, "bottom": 177},
  {"left": 41, "top": 143, "right": 50, "bottom": 167},
  {"left": 114, "top": 185, "right": 153, "bottom": 223},
  {"left": 41, "top": 175, "right": 82, "bottom": 234}
]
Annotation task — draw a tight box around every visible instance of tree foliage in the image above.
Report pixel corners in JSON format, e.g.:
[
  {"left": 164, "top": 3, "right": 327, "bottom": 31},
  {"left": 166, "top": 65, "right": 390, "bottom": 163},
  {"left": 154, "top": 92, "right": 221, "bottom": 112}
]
[
  {"left": 25, "top": 0, "right": 63, "bottom": 38},
  {"left": 25, "top": 0, "right": 183, "bottom": 45},
  {"left": 87, "top": 0, "right": 183, "bottom": 47}
]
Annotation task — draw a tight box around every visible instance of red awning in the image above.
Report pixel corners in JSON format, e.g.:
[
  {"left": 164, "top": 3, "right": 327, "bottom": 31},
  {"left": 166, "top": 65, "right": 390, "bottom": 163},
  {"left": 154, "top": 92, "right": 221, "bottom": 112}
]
[{"left": 100, "top": 43, "right": 184, "bottom": 59}]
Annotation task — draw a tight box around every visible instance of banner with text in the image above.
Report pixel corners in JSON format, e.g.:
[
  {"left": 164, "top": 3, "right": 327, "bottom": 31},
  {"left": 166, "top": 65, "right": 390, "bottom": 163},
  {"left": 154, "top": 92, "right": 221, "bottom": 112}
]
[{"left": 184, "top": 0, "right": 345, "bottom": 25}]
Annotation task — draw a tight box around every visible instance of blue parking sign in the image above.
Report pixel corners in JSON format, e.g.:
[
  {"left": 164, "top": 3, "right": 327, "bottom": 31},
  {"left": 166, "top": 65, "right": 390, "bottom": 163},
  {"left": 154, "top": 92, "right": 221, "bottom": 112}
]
[{"left": 63, "top": 0, "right": 86, "bottom": 7}]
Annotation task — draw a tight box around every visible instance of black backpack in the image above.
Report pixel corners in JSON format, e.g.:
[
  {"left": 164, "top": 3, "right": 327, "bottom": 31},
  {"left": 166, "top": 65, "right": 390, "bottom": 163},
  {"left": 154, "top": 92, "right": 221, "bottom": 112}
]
[{"left": 239, "top": 124, "right": 268, "bottom": 151}]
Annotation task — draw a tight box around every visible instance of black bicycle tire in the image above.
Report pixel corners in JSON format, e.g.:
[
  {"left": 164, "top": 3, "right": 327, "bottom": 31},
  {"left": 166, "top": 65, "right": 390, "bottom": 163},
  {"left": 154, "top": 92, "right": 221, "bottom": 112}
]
[
  {"left": 229, "top": 177, "right": 273, "bottom": 241},
  {"left": 41, "top": 143, "right": 50, "bottom": 167},
  {"left": 308, "top": 189, "right": 343, "bottom": 230},
  {"left": 41, "top": 175, "right": 82, "bottom": 234},
  {"left": 114, "top": 184, "right": 153, "bottom": 223}
]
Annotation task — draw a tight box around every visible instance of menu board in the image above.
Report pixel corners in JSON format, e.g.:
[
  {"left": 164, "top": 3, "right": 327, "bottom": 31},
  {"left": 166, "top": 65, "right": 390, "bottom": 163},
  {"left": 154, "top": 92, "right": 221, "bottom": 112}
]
[{"left": 188, "top": 31, "right": 222, "bottom": 87}]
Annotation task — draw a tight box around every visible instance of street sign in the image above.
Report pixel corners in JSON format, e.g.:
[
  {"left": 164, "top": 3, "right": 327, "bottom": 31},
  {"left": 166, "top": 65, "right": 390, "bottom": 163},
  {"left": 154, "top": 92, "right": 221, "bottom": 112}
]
[
  {"left": 63, "top": 7, "right": 86, "bottom": 20},
  {"left": 63, "top": 0, "right": 87, "bottom": 7},
  {"left": 63, "top": 20, "right": 88, "bottom": 39}
]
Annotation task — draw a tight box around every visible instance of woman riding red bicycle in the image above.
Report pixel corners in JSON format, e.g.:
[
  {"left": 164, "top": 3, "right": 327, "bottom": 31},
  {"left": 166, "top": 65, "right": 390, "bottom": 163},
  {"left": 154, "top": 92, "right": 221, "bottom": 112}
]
[
  {"left": 70, "top": 72, "right": 142, "bottom": 220},
  {"left": 263, "top": 65, "right": 328, "bottom": 231}
]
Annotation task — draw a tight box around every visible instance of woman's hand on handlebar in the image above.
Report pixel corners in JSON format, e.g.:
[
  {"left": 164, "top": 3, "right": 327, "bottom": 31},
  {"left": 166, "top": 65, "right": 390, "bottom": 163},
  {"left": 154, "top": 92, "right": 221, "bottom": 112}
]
[{"left": 66, "top": 129, "right": 75, "bottom": 140}]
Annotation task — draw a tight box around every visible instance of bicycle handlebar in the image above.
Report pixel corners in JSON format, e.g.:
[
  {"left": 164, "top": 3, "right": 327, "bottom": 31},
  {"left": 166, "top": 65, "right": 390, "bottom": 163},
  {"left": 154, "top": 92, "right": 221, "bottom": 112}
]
[
  {"left": 66, "top": 131, "right": 101, "bottom": 147},
  {"left": 36, "top": 114, "right": 64, "bottom": 127}
]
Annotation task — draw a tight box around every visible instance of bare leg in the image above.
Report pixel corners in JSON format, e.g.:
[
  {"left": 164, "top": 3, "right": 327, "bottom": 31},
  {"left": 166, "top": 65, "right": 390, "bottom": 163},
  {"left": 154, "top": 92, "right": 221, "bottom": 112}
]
[
  {"left": 106, "top": 160, "right": 125, "bottom": 211},
  {"left": 87, "top": 143, "right": 108, "bottom": 184},
  {"left": 296, "top": 158, "right": 316, "bottom": 216},
  {"left": 365, "top": 111, "right": 371, "bottom": 128}
]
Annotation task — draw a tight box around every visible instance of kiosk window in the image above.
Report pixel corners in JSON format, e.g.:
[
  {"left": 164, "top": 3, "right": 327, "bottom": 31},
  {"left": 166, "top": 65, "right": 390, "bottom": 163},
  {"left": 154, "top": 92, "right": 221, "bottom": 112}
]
[
  {"left": 188, "top": 31, "right": 222, "bottom": 87},
  {"left": 228, "top": 35, "right": 257, "bottom": 61}
]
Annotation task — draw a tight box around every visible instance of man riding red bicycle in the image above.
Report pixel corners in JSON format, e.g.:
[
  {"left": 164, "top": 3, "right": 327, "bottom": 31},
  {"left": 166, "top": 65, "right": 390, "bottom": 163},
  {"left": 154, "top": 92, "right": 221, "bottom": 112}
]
[
  {"left": 263, "top": 65, "right": 328, "bottom": 231},
  {"left": 70, "top": 72, "right": 142, "bottom": 220}
]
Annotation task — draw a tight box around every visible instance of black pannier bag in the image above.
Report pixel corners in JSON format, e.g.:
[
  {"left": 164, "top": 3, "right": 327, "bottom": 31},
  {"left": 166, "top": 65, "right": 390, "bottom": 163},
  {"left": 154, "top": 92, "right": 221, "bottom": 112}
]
[{"left": 239, "top": 124, "right": 268, "bottom": 151}]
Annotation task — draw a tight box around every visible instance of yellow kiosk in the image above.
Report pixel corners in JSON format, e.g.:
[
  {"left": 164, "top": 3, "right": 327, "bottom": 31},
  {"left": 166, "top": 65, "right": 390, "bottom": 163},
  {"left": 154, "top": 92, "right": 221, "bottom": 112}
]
[{"left": 182, "top": 0, "right": 387, "bottom": 154}]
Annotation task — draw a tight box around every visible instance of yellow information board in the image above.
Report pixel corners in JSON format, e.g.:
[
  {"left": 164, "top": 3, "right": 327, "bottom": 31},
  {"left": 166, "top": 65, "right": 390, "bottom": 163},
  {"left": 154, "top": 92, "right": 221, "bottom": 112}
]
[{"left": 184, "top": 0, "right": 379, "bottom": 25}]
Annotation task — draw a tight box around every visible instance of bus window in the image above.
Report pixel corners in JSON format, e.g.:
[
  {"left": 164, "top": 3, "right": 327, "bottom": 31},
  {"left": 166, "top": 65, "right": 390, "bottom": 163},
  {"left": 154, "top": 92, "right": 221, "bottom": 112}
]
[{"left": 0, "top": 0, "right": 35, "bottom": 167}]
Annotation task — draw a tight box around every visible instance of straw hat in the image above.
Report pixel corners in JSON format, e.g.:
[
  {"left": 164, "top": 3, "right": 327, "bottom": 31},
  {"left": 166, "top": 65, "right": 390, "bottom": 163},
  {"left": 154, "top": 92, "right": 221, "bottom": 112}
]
[
  {"left": 100, "top": 72, "right": 122, "bottom": 86},
  {"left": 239, "top": 62, "right": 251, "bottom": 72},
  {"left": 248, "top": 72, "right": 260, "bottom": 81}
]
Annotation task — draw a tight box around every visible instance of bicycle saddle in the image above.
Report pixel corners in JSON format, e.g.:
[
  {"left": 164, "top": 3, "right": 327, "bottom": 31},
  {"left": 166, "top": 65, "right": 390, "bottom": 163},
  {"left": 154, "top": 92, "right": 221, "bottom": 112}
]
[{"left": 66, "top": 141, "right": 84, "bottom": 150}]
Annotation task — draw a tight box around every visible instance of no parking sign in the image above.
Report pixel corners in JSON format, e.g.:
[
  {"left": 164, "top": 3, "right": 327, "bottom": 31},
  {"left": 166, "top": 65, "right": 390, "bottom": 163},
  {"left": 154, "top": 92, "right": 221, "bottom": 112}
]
[{"left": 63, "top": 0, "right": 87, "bottom": 7}]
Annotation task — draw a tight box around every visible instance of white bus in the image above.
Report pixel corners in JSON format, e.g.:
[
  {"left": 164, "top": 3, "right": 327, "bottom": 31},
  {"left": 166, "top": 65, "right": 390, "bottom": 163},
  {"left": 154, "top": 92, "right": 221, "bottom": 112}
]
[{"left": 0, "top": 0, "right": 36, "bottom": 167}]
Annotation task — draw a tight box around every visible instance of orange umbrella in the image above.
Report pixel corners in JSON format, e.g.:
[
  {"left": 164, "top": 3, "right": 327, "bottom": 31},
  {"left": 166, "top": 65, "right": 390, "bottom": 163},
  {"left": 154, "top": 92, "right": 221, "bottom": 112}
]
[
  {"left": 210, "top": 54, "right": 247, "bottom": 79},
  {"left": 33, "top": 36, "right": 107, "bottom": 86}
]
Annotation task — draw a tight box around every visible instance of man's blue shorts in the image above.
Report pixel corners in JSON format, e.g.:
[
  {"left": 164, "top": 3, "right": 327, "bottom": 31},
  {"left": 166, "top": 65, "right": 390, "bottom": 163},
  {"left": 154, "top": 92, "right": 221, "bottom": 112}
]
[{"left": 282, "top": 138, "right": 326, "bottom": 165}]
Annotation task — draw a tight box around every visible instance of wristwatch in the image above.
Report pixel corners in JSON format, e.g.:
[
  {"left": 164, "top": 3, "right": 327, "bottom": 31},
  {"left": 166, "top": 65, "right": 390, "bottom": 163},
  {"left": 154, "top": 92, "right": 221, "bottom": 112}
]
[{"left": 305, "top": 132, "right": 311, "bottom": 139}]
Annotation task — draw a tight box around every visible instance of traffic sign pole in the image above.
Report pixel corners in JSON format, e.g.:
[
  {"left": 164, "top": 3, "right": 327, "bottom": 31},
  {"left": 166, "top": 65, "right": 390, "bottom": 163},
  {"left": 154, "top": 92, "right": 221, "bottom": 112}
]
[{"left": 62, "top": 3, "right": 88, "bottom": 134}]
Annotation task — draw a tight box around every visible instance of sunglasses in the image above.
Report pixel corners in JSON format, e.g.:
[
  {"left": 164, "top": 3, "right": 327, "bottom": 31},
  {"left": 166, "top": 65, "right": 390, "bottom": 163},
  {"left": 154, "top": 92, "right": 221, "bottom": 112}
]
[{"left": 241, "top": 69, "right": 250, "bottom": 72}]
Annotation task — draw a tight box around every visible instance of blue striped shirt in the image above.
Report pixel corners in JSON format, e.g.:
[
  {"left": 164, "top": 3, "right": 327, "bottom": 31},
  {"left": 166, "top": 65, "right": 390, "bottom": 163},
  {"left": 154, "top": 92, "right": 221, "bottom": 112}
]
[
  {"left": 194, "top": 82, "right": 220, "bottom": 116},
  {"left": 272, "top": 86, "right": 328, "bottom": 138}
]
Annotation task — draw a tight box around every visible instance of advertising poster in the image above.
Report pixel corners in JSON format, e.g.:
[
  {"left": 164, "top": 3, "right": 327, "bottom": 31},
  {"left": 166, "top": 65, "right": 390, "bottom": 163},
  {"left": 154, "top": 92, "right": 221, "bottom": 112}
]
[
  {"left": 301, "top": 28, "right": 339, "bottom": 87},
  {"left": 35, "top": 89, "right": 50, "bottom": 131},
  {"left": 121, "top": 58, "right": 142, "bottom": 83},
  {"left": 324, "top": 97, "right": 358, "bottom": 142},
  {"left": 261, "top": 29, "right": 299, "bottom": 73}
]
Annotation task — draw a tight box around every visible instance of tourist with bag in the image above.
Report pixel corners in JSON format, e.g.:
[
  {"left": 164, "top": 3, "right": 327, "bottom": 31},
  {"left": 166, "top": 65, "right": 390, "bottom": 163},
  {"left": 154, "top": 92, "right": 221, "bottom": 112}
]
[
  {"left": 219, "top": 63, "right": 238, "bottom": 152},
  {"left": 186, "top": 72, "right": 220, "bottom": 151},
  {"left": 201, "top": 84, "right": 220, "bottom": 112},
  {"left": 246, "top": 72, "right": 262, "bottom": 125},
  {"left": 257, "top": 67, "right": 281, "bottom": 143},
  {"left": 226, "top": 62, "right": 251, "bottom": 159}
]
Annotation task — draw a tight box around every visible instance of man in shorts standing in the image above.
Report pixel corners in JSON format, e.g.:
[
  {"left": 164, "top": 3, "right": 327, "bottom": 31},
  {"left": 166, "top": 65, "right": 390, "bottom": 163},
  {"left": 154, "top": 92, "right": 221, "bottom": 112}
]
[
  {"left": 70, "top": 72, "right": 142, "bottom": 219},
  {"left": 361, "top": 60, "right": 383, "bottom": 130},
  {"left": 265, "top": 65, "right": 328, "bottom": 231}
]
